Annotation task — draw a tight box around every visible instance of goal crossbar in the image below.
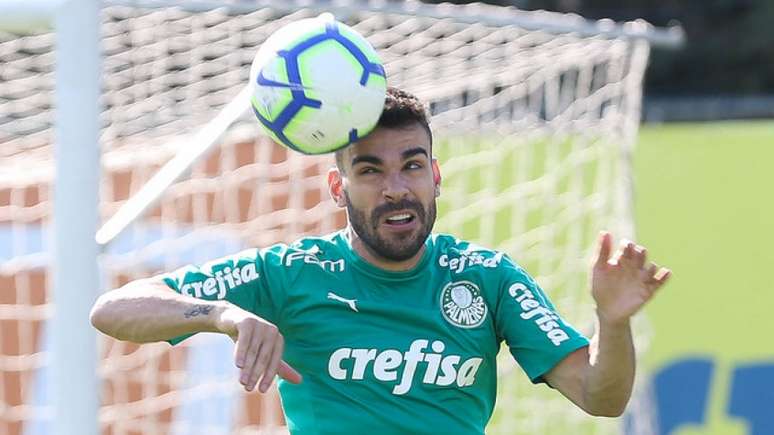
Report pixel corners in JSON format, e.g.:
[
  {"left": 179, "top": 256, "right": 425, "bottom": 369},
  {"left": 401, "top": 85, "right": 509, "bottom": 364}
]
[{"left": 105, "top": 0, "right": 685, "bottom": 48}]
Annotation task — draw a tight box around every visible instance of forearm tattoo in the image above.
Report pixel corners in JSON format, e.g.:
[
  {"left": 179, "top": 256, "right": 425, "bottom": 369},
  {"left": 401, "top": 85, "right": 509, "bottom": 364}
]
[{"left": 184, "top": 305, "right": 214, "bottom": 319}]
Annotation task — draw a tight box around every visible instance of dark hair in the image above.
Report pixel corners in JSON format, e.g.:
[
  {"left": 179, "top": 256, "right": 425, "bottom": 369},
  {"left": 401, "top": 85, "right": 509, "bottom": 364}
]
[
  {"left": 336, "top": 87, "right": 432, "bottom": 170},
  {"left": 376, "top": 87, "right": 432, "bottom": 142}
]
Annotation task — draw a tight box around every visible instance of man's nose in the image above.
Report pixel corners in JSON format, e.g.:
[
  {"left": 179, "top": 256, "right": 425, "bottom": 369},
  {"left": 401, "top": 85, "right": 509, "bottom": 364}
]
[{"left": 382, "top": 172, "right": 410, "bottom": 202}]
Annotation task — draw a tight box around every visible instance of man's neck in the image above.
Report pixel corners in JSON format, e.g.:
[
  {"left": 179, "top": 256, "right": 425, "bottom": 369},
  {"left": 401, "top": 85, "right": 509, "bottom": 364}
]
[{"left": 345, "top": 227, "right": 426, "bottom": 272}]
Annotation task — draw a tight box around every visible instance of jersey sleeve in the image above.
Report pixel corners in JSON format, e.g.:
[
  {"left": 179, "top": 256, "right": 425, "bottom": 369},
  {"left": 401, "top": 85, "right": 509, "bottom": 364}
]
[
  {"left": 493, "top": 255, "right": 590, "bottom": 384},
  {"left": 160, "top": 246, "right": 287, "bottom": 345}
]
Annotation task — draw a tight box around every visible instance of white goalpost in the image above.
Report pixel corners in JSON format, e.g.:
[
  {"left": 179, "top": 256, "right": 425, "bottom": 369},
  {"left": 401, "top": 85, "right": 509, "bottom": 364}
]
[
  {"left": 0, "top": 1, "right": 683, "bottom": 434},
  {"left": 1, "top": 1, "right": 101, "bottom": 435}
]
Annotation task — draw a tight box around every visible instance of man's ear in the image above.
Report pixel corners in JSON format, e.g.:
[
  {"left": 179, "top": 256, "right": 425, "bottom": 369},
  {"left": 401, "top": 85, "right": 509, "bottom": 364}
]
[
  {"left": 328, "top": 167, "right": 347, "bottom": 208},
  {"left": 432, "top": 158, "right": 441, "bottom": 197}
]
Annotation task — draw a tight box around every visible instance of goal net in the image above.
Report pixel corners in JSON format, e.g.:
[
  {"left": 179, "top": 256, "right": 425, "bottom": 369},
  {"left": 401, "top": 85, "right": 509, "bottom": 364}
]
[{"left": 0, "top": 1, "right": 655, "bottom": 434}]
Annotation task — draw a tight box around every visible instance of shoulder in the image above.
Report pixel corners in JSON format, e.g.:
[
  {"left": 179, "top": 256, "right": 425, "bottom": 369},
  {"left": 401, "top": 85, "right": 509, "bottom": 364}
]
[{"left": 431, "top": 234, "right": 538, "bottom": 297}]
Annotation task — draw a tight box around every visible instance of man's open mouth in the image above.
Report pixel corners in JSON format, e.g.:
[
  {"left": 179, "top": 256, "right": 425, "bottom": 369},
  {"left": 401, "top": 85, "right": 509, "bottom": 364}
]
[{"left": 382, "top": 210, "right": 418, "bottom": 228}]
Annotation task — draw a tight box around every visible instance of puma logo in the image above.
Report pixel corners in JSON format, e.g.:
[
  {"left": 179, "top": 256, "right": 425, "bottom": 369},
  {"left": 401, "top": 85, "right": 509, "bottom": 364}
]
[{"left": 327, "top": 292, "right": 358, "bottom": 312}]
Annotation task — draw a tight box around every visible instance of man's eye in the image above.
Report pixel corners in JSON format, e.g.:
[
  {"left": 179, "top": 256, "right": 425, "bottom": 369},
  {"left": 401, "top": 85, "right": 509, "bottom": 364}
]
[
  {"left": 359, "top": 167, "right": 379, "bottom": 174},
  {"left": 405, "top": 162, "right": 423, "bottom": 170}
]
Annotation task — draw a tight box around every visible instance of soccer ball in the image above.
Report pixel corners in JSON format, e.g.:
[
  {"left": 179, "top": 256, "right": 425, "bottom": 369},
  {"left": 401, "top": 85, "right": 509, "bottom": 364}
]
[{"left": 249, "top": 14, "right": 387, "bottom": 155}]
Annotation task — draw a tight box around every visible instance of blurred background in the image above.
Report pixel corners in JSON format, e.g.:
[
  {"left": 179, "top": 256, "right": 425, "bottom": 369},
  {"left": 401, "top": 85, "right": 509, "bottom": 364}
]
[
  {"left": 1, "top": 0, "right": 772, "bottom": 434},
  {"left": 435, "top": 0, "right": 774, "bottom": 120},
  {"left": 518, "top": 2, "right": 774, "bottom": 435}
]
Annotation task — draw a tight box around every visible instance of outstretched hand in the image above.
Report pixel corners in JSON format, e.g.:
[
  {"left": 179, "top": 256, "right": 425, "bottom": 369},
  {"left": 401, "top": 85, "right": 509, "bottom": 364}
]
[
  {"left": 591, "top": 232, "right": 671, "bottom": 325},
  {"left": 216, "top": 306, "right": 303, "bottom": 393}
]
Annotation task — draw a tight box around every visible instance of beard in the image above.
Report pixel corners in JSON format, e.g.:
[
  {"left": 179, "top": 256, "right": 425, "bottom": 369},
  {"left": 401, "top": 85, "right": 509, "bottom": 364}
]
[{"left": 345, "top": 192, "right": 437, "bottom": 262}]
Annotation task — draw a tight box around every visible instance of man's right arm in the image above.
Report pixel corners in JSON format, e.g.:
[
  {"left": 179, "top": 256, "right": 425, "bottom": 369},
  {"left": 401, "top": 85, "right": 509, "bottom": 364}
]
[
  {"left": 90, "top": 278, "right": 227, "bottom": 343},
  {"left": 90, "top": 278, "right": 302, "bottom": 392}
]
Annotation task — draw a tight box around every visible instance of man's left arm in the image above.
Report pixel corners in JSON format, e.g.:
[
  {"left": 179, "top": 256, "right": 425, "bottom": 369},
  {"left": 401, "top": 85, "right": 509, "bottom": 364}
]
[{"left": 544, "top": 231, "right": 671, "bottom": 417}]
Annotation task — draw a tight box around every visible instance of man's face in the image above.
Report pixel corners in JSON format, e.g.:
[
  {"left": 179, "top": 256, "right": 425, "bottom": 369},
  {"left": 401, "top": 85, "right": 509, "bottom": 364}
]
[{"left": 331, "top": 123, "right": 439, "bottom": 262}]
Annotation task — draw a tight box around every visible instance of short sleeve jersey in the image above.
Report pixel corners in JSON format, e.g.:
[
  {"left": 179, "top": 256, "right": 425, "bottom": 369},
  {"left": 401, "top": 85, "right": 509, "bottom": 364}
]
[{"left": 162, "top": 231, "right": 589, "bottom": 435}]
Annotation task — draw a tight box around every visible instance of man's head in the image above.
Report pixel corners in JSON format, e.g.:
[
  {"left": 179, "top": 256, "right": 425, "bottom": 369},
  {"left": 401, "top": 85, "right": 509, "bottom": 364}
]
[{"left": 328, "top": 87, "right": 441, "bottom": 262}]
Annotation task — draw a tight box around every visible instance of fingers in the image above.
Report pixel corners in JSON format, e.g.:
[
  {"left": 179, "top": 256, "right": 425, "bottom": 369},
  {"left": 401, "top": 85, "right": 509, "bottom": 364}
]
[
  {"left": 621, "top": 239, "right": 634, "bottom": 262},
  {"left": 641, "top": 261, "right": 672, "bottom": 296},
  {"left": 256, "top": 338, "right": 303, "bottom": 391},
  {"left": 259, "top": 334, "right": 285, "bottom": 393},
  {"left": 235, "top": 320, "right": 301, "bottom": 392},
  {"left": 278, "top": 361, "right": 303, "bottom": 384},
  {"left": 634, "top": 245, "right": 647, "bottom": 269},
  {"left": 234, "top": 322, "right": 253, "bottom": 372},
  {"left": 245, "top": 325, "right": 277, "bottom": 392},
  {"left": 655, "top": 268, "right": 672, "bottom": 284},
  {"left": 239, "top": 321, "right": 265, "bottom": 390},
  {"left": 645, "top": 262, "right": 658, "bottom": 279},
  {"left": 646, "top": 263, "right": 672, "bottom": 288},
  {"left": 616, "top": 238, "right": 648, "bottom": 270},
  {"left": 595, "top": 231, "right": 613, "bottom": 266},
  {"left": 625, "top": 243, "right": 647, "bottom": 270}
]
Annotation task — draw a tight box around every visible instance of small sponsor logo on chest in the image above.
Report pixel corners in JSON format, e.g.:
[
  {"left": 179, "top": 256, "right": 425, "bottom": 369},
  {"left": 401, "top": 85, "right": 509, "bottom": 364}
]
[{"left": 284, "top": 251, "right": 345, "bottom": 272}]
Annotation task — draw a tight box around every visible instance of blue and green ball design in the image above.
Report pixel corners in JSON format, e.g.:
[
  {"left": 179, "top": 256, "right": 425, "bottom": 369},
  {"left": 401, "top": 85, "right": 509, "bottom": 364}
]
[{"left": 250, "top": 15, "right": 387, "bottom": 155}]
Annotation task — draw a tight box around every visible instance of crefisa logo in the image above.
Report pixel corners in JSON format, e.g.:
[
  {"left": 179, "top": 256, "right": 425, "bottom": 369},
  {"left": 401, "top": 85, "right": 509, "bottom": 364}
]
[{"left": 440, "top": 281, "right": 487, "bottom": 328}]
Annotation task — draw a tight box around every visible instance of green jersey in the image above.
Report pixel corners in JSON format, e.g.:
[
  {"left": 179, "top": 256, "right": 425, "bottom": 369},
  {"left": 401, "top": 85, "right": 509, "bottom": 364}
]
[{"left": 162, "top": 231, "right": 589, "bottom": 434}]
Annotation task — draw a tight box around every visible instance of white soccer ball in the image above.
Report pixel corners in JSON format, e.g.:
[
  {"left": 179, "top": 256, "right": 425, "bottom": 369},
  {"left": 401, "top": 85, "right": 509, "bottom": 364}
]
[{"left": 249, "top": 14, "right": 387, "bottom": 154}]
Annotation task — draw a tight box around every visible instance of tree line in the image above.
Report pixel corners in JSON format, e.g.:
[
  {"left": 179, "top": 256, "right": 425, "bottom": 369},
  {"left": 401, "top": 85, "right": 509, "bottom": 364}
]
[{"left": 425, "top": 0, "right": 774, "bottom": 97}]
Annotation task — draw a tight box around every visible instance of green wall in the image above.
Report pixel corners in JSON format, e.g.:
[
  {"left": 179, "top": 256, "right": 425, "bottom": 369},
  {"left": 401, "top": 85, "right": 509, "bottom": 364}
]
[{"left": 635, "top": 121, "right": 774, "bottom": 435}]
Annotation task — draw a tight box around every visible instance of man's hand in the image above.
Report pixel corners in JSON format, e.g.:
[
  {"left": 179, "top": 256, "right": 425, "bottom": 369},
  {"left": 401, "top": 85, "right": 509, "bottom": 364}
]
[
  {"left": 592, "top": 231, "right": 672, "bottom": 325},
  {"left": 544, "top": 232, "right": 671, "bottom": 417},
  {"left": 215, "top": 306, "right": 302, "bottom": 393}
]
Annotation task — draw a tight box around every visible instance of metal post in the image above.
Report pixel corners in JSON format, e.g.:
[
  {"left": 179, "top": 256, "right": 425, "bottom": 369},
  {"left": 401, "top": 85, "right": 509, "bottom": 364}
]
[{"left": 51, "top": 0, "right": 100, "bottom": 433}]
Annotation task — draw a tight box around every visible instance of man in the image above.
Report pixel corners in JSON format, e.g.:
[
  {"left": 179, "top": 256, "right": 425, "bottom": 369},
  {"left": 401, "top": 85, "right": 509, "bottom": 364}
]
[{"left": 91, "top": 87, "right": 671, "bottom": 434}]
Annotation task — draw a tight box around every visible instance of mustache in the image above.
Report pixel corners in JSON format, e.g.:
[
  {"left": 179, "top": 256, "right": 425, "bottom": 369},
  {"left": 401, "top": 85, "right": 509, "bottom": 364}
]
[{"left": 371, "top": 199, "right": 426, "bottom": 226}]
